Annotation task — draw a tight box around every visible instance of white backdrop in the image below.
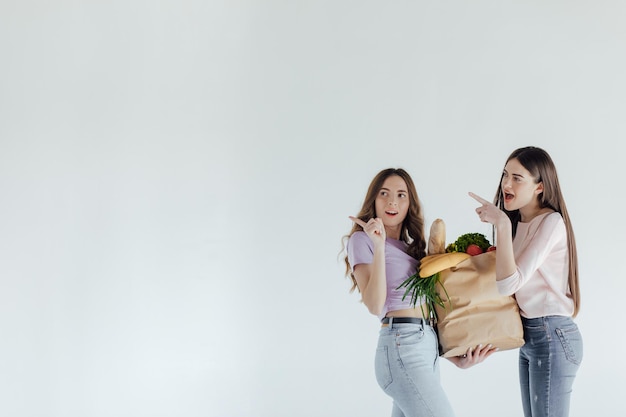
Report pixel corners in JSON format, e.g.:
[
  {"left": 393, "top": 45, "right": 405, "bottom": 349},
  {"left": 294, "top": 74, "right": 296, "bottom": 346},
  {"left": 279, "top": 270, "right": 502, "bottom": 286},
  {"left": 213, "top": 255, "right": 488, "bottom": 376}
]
[{"left": 1, "top": 1, "right": 625, "bottom": 416}]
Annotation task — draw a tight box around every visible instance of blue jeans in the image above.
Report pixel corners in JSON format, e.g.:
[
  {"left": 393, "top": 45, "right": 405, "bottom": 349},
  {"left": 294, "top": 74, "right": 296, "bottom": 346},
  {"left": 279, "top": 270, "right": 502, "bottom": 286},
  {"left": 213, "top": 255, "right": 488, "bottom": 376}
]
[
  {"left": 519, "top": 316, "right": 583, "bottom": 417},
  {"left": 375, "top": 319, "right": 455, "bottom": 417}
]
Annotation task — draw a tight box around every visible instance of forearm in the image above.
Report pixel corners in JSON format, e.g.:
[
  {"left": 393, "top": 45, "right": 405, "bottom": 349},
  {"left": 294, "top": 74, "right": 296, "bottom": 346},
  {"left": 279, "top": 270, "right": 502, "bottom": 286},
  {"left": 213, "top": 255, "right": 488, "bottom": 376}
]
[{"left": 494, "top": 218, "right": 517, "bottom": 281}]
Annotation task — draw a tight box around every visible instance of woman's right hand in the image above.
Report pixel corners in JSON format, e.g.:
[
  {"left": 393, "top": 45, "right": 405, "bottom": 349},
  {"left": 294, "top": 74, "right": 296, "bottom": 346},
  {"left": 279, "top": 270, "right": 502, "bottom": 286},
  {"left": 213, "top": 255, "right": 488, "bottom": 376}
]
[
  {"left": 447, "top": 344, "right": 498, "bottom": 369},
  {"left": 349, "top": 216, "right": 386, "bottom": 246},
  {"left": 468, "top": 192, "right": 511, "bottom": 230}
]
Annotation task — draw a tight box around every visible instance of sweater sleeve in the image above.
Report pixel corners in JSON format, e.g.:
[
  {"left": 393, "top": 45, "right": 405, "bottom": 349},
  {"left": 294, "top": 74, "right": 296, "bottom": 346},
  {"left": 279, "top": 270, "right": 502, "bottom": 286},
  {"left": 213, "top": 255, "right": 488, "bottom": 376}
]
[{"left": 496, "top": 213, "right": 566, "bottom": 295}]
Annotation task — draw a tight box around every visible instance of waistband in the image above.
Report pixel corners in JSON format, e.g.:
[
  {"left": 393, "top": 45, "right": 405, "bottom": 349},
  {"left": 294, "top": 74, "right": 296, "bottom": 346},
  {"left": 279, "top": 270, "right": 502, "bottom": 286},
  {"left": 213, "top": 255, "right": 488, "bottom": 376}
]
[{"left": 521, "top": 315, "right": 573, "bottom": 325}]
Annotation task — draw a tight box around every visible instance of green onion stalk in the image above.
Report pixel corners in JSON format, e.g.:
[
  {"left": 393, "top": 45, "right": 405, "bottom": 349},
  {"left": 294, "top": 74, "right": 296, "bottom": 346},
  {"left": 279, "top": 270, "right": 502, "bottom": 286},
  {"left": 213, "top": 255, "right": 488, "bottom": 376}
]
[{"left": 396, "top": 271, "right": 452, "bottom": 322}]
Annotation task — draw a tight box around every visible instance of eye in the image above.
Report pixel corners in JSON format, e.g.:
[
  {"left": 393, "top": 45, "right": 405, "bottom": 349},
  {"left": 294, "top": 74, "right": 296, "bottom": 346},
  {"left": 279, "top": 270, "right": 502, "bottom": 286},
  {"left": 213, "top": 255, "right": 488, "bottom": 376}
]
[
  {"left": 398, "top": 192, "right": 407, "bottom": 198},
  {"left": 379, "top": 190, "right": 388, "bottom": 197}
]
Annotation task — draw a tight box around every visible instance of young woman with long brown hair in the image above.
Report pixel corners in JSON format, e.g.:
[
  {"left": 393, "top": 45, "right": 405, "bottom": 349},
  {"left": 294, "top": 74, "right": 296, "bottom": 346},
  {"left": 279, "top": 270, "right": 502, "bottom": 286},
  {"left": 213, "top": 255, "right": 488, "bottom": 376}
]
[{"left": 470, "top": 146, "right": 583, "bottom": 417}]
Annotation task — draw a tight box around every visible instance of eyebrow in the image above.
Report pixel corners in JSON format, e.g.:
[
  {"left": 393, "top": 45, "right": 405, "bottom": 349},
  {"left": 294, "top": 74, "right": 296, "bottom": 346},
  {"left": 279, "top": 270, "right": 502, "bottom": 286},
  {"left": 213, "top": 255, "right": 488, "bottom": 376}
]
[
  {"left": 380, "top": 187, "right": 408, "bottom": 193},
  {"left": 504, "top": 169, "right": 525, "bottom": 179}
]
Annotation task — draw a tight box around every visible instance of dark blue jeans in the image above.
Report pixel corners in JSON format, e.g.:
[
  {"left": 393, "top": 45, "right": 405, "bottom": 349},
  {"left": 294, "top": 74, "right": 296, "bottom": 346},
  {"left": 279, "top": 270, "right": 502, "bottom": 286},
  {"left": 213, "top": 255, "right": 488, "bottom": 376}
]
[{"left": 519, "top": 316, "right": 583, "bottom": 417}]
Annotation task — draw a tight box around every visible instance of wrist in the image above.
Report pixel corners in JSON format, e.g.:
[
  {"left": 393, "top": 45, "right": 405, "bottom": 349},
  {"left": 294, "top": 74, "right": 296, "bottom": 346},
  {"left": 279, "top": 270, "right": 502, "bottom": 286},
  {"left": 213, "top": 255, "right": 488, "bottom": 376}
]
[{"left": 495, "top": 215, "right": 512, "bottom": 233}]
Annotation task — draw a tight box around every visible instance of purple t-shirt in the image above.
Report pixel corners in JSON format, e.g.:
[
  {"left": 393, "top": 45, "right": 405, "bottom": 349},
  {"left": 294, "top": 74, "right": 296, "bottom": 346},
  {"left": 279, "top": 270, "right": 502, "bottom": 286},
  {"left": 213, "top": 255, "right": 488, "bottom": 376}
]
[{"left": 347, "top": 231, "right": 421, "bottom": 320}]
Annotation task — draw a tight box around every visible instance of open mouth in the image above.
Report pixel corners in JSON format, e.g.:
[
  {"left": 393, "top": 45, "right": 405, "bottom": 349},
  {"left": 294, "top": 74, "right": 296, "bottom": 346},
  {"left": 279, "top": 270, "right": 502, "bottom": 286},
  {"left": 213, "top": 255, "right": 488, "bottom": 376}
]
[
  {"left": 504, "top": 192, "right": 514, "bottom": 202},
  {"left": 385, "top": 210, "right": 398, "bottom": 216}
]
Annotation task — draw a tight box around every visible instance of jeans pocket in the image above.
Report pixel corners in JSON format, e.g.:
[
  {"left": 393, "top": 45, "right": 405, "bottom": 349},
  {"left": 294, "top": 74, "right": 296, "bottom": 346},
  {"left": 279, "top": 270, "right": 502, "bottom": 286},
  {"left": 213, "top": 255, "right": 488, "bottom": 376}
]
[
  {"left": 397, "top": 327, "right": 425, "bottom": 346},
  {"left": 555, "top": 325, "right": 583, "bottom": 365},
  {"left": 375, "top": 345, "right": 393, "bottom": 390}
]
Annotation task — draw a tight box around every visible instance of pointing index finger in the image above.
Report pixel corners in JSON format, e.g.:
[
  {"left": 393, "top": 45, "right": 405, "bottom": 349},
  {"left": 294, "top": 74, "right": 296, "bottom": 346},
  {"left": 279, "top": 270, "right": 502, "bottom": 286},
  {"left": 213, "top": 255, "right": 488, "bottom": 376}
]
[
  {"left": 468, "top": 192, "right": 490, "bottom": 205},
  {"left": 349, "top": 216, "right": 367, "bottom": 228}
]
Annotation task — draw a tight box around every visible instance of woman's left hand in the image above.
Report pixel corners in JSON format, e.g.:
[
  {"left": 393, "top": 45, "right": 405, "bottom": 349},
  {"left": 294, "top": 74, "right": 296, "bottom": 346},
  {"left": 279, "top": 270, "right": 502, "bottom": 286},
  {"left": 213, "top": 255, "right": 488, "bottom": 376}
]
[{"left": 447, "top": 344, "right": 499, "bottom": 369}]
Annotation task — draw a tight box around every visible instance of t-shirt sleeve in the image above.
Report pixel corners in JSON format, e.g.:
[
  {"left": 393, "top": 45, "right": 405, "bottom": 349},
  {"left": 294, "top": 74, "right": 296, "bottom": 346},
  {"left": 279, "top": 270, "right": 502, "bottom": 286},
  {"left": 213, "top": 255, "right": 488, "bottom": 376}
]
[{"left": 347, "top": 231, "right": 373, "bottom": 271}]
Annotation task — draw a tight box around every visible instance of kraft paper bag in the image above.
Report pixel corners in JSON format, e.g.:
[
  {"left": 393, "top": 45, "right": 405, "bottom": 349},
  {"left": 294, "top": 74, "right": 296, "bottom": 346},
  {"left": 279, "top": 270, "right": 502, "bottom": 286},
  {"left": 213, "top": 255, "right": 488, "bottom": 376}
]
[{"left": 434, "top": 251, "right": 525, "bottom": 358}]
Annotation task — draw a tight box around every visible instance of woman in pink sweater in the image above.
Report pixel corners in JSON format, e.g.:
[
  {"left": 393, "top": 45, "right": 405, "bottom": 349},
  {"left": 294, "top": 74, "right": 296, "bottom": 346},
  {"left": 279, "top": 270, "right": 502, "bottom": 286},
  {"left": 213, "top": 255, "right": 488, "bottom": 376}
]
[{"left": 470, "top": 146, "right": 583, "bottom": 417}]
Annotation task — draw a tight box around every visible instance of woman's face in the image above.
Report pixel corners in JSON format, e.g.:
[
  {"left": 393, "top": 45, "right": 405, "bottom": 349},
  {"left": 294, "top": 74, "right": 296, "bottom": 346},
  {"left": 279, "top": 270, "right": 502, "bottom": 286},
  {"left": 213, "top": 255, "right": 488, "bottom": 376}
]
[
  {"left": 374, "top": 175, "right": 410, "bottom": 231},
  {"left": 500, "top": 158, "right": 543, "bottom": 212}
]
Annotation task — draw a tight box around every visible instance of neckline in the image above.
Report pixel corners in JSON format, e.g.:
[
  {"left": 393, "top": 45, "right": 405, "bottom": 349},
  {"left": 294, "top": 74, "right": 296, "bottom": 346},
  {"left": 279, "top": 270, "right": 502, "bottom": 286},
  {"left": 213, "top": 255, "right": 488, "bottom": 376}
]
[{"left": 520, "top": 210, "right": 553, "bottom": 224}]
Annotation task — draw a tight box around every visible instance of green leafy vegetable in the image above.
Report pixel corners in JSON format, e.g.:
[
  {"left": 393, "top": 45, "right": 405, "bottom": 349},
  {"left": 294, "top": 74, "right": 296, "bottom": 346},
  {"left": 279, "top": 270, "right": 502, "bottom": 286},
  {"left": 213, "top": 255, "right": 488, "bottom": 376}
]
[{"left": 445, "top": 232, "right": 491, "bottom": 253}]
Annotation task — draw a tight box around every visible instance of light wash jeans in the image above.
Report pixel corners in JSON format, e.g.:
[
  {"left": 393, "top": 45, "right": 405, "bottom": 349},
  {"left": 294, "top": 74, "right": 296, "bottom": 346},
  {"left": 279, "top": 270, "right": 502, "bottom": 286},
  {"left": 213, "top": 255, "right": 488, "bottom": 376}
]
[
  {"left": 519, "top": 316, "right": 583, "bottom": 417},
  {"left": 375, "top": 319, "right": 455, "bottom": 417}
]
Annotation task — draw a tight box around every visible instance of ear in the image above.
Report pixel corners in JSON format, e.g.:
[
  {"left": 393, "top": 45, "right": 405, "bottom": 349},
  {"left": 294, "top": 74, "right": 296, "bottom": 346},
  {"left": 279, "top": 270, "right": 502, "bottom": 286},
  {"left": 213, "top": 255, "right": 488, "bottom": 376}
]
[{"left": 534, "top": 182, "right": 544, "bottom": 196}]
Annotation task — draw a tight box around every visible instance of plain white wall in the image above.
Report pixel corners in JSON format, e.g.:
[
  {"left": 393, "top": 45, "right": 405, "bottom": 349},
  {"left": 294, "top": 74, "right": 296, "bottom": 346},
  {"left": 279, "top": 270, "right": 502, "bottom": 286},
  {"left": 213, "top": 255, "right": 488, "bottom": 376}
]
[{"left": 1, "top": 1, "right": 625, "bottom": 416}]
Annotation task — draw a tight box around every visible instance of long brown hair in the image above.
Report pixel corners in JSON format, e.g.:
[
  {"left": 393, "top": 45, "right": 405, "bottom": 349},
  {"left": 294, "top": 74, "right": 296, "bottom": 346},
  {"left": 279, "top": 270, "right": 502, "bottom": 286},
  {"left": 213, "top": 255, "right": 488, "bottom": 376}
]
[
  {"left": 341, "top": 168, "right": 426, "bottom": 293},
  {"left": 493, "top": 146, "right": 580, "bottom": 316}
]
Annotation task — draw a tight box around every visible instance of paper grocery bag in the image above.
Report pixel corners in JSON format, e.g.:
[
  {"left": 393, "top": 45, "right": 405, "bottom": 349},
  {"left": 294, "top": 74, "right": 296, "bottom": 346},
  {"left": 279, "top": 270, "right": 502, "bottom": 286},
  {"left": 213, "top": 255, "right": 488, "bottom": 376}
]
[{"left": 434, "top": 251, "right": 525, "bottom": 358}]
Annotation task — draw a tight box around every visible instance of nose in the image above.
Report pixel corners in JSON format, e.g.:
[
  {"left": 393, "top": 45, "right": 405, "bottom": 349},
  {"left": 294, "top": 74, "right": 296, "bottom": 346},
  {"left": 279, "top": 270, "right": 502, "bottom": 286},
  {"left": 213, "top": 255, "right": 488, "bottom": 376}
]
[{"left": 388, "top": 199, "right": 398, "bottom": 206}]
